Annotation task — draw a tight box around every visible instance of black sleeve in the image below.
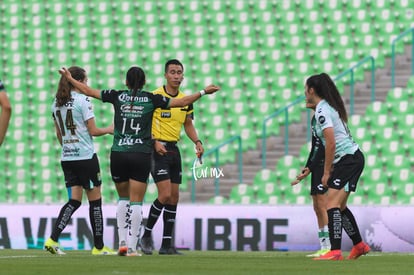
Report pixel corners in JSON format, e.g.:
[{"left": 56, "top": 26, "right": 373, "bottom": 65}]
[
  {"left": 151, "top": 93, "right": 170, "bottom": 109},
  {"left": 305, "top": 135, "right": 324, "bottom": 172},
  {"left": 187, "top": 103, "right": 194, "bottom": 119},
  {"left": 101, "top": 89, "right": 118, "bottom": 103}
]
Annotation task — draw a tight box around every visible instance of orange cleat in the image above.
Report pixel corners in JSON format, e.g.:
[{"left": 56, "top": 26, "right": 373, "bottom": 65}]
[
  {"left": 348, "top": 241, "right": 370, "bottom": 260},
  {"left": 313, "top": 250, "right": 343, "bottom": 261},
  {"left": 118, "top": 246, "right": 128, "bottom": 256}
]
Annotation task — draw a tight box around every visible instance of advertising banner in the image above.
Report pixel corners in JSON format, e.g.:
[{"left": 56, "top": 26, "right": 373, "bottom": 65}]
[{"left": 0, "top": 204, "right": 412, "bottom": 252}]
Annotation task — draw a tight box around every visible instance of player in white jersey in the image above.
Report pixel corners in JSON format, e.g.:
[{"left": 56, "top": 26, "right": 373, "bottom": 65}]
[
  {"left": 45, "top": 66, "right": 115, "bottom": 255},
  {"left": 305, "top": 73, "right": 370, "bottom": 261}
]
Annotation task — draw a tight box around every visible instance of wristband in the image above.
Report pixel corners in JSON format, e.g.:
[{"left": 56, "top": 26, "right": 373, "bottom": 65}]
[
  {"left": 195, "top": 140, "right": 203, "bottom": 145},
  {"left": 199, "top": 89, "right": 206, "bottom": 96}
]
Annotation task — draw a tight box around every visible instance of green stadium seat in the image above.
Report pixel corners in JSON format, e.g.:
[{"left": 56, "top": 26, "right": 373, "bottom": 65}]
[
  {"left": 256, "top": 182, "right": 279, "bottom": 203},
  {"left": 234, "top": 128, "right": 257, "bottom": 151},
  {"left": 8, "top": 182, "right": 33, "bottom": 204},
  {"left": 229, "top": 195, "right": 253, "bottom": 204},
  {"left": 372, "top": 127, "right": 395, "bottom": 144},
  {"left": 0, "top": 183, "right": 8, "bottom": 202},
  {"left": 384, "top": 154, "right": 411, "bottom": 171},
  {"left": 365, "top": 154, "right": 383, "bottom": 170},
  {"left": 389, "top": 101, "right": 410, "bottom": 126},
  {"left": 275, "top": 155, "right": 301, "bottom": 173},
  {"left": 278, "top": 167, "right": 300, "bottom": 186},
  {"left": 386, "top": 87, "right": 412, "bottom": 102},
  {"left": 349, "top": 114, "right": 368, "bottom": 130},
  {"left": 1, "top": 2, "right": 24, "bottom": 29},
  {"left": 400, "top": 124, "right": 414, "bottom": 143},
  {"left": 350, "top": 194, "right": 366, "bottom": 205},
  {"left": 366, "top": 182, "right": 395, "bottom": 205},
  {"left": 229, "top": 183, "right": 255, "bottom": 204},
  {"left": 394, "top": 183, "right": 414, "bottom": 204},
  {"left": 389, "top": 167, "right": 410, "bottom": 185},
  {"left": 253, "top": 169, "right": 278, "bottom": 187},
  {"left": 366, "top": 113, "right": 394, "bottom": 130},
  {"left": 361, "top": 167, "right": 388, "bottom": 185},
  {"left": 283, "top": 184, "right": 309, "bottom": 205},
  {"left": 209, "top": 195, "right": 228, "bottom": 204},
  {"left": 379, "top": 139, "right": 407, "bottom": 157},
  {"left": 34, "top": 181, "right": 62, "bottom": 204},
  {"left": 215, "top": 143, "right": 237, "bottom": 164},
  {"left": 360, "top": 140, "right": 379, "bottom": 155}
]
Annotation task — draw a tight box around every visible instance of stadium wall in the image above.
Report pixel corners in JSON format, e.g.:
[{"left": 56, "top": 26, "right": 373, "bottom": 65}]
[{"left": 0, "top": 204, "right": 412, "bottom": 252}]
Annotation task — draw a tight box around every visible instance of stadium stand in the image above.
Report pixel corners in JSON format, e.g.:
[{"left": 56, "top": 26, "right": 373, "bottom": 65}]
[{"left": 0, "top": 0, "right": 413, "bottom": 205}]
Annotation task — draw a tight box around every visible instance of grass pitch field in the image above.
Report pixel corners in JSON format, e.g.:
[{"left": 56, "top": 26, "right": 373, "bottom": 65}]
[{"left": 0, "top": 249, "right": 413, "bottom": 275}]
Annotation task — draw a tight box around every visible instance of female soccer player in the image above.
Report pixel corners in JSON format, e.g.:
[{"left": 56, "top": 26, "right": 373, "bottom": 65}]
[
  {"left": 304, "top": 73, "right": 370, "bottom": 261},
  {"left": 46, "top": 66, "right": 114, "bottom": 255},
  {"left": 59, "top": 66, "right": 219, "bottom": 256},
  {"left": 292, "top": 116, "right": 330, "bottom": 258}
]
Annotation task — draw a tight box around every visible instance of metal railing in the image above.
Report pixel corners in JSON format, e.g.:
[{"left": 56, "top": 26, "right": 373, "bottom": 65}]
[
  {"left": 261, "top": 56, "right": 376, "bottom": 168},
  {"left": 391, "top": 27, "right": 414, "bottom": 88},
  {"left": 191, "top": 135, "right": 242, "bottom": 202}
]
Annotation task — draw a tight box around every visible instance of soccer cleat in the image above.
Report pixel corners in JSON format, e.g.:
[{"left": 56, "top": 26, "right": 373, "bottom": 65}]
[
  {"left": 313, "top": 250, "right": 343, "bottom": 261},
  {"left": 306, "top": 249, "right": 330, "bottom": 258},
  {"left": 140, "top": 236, "right": 154, "bottom": 255},
  {"left": 159, "top": 246, "right": 183, "bottom": 255},
  {"left": 348, "top": 241, "right": 370, "bottom": 260},
  {"left": 44, "top": 238, "right": 66, "bottom": 255},
  {"left": 126, "top": 248, "right": 142, "bottom": 257},
  {"left": 118, "top": 247, "right": 128, "bottom": 256},
  {"left": 117, "top": 241, "right": 128, "bottom": 256},
  {"left": 92, "top": 246, "right": 116, "bottom": 255}
]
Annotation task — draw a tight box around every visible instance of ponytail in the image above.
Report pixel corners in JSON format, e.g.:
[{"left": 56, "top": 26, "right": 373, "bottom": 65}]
[
  {"left": 306, "top": 73, "right": 348, "bottom": 123},
  {"left": 126, "top": 66, "right": 146, "bottom": 98},
  {"left": 55, "top": 66, "right": 86, "bottom": 107}
]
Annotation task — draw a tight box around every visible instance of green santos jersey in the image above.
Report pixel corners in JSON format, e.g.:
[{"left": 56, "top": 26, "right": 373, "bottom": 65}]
[
  {"left": 314, "top": 100, "right": 359, "bottom": 164},
  {"left": 52, "top": 91, "right": 95, "bottom": 161},
  {"left": 305, "top": 115, "right": 325, "bottom": 171},
  {"left": 101, "top": 89, "right": 170, "bottom": 153}
]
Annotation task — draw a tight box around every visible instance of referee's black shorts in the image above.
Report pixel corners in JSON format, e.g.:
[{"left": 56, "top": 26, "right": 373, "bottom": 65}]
[
  {"left": 61, "top": 153, "right": 101, "bottom": 190},
  {"left": 329, "top": 149, "right": 365, "bottom": 192},
  {"left": 151, "top": 141, "right": 182, "bottom": 184},
  {"left": 110, "top": 151, "right": 151, "bottom": 183}
]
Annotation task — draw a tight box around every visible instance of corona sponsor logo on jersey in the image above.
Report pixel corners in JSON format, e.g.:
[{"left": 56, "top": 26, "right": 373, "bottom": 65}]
[{"left": 119, "top": 94, "right": 149, "bottom": 103}]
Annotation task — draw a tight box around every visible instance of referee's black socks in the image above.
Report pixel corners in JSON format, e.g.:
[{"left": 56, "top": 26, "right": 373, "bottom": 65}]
[
  {"left": 143, "top": 199, "right": 165, "bottom": 238},
  {"left": 161, "top": 204, "right": 177, "bottom": 249}
]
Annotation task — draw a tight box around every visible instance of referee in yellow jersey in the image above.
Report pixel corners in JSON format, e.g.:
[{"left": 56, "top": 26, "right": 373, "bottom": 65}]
[{"left": 141, "top": 59, "right": 204, "bottom": 255}]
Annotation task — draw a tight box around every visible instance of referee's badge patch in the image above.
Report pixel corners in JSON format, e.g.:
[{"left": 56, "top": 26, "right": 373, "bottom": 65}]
[{"left": 161, "top": 112, "right": 171, "bottom": 118}]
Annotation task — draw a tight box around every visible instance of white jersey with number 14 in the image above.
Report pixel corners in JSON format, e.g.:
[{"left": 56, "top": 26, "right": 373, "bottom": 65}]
[{"left": 51, "top": 91, "right": 95, "bottom": 161}]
